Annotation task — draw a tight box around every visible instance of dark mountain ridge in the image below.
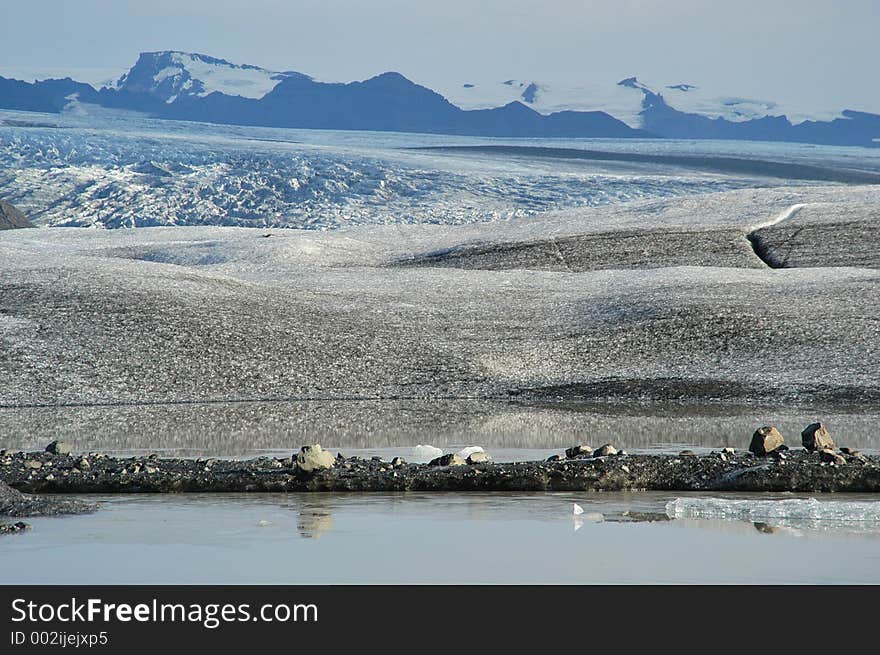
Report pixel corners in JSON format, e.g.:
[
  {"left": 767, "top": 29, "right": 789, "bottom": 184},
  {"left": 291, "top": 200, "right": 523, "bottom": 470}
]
[{"left": 1, "top": 52, "right": 877, "bottom": 146}]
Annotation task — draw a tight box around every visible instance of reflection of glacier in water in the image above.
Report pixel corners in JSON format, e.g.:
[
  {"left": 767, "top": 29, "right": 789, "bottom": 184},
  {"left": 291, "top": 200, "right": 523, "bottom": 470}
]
[
  {"left": 666, "top": 497, "right": 880, "bottom": 536},
  {"left": 0, "top": 110, "right": 772, "bottom": 229}
]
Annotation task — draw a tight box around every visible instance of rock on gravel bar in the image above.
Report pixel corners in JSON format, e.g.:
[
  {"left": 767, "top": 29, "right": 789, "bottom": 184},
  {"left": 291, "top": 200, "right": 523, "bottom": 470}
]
[{"left": 1, "top": 448, "right": 878, "bottom": 495}]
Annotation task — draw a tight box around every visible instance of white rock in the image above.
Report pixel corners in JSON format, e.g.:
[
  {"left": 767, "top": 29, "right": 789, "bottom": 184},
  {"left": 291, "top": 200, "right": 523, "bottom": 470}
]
[{"left": 296, "top": 444, "right": 335, "bottom": 472}]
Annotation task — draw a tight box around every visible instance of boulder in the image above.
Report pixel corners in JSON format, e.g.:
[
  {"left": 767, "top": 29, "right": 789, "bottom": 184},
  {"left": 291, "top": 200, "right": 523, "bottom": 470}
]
[
  {"left": 801, "top": 423, "right": 835, "bottom": 452},
  {"left": 428, "top": 453, "right": 465, "bottom": 467},
  {"left": 819, "top": 449, "right": 846, "bottom": 465},
  {"left": 467, "top": 452, "right": 489, "bottom": 464},
  {"left": 565, "top": 444, "right": 592, "bottom": 459},
  {"left": 749, "top": 427, "right": 784, "bottom": 456},
  {"left": 843, "top": 450, "right": 869, "bottom": 464},
  {"left": 45, "top": 441, "right": 73, "bottom": 456},
  {"left": 593, "top": 444, "right": 618, "bottom": 457},
  {"left": 391, "top": 457, "right": 406, "bottom": 468},
  {"left": 295, "top": 444, "right": 336, "bottom": 472}
]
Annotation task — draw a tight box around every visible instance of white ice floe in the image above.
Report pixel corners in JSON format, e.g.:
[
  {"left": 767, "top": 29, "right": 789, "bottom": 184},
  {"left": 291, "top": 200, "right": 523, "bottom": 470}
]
[
  {"left": 412, "top": 445, "right": 444, "bottom": 461},
  {"left": 572, "top": 505, "right": 603, "bottom": 531},
  {"left": 666, "top": 497, "right": 880, "bottom": 535},
  {"left": 455, "top": 446, "right": 485, "bottom": 460}
]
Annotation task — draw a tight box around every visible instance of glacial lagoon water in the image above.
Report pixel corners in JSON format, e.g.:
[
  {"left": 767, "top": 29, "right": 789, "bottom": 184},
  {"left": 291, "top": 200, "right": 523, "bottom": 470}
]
[
  {"left": 5, "top": 491, "right": 880, "bottom": 584},
  {"left": 2, "top": 400, "right": 880, "bottom": 584}
]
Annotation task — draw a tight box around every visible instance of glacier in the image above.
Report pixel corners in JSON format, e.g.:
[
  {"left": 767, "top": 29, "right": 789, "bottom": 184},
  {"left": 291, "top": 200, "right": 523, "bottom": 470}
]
[
  {"left": 0, "top": 108, "right": 776, "bottom": 230},
  {"left": 1, "top": 104, "right": 879, "bottom": 409}
]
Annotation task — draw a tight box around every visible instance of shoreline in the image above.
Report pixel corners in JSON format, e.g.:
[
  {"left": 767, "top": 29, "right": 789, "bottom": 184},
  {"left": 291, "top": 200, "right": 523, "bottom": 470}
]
[{"left": 2, "top": 445, "right": 878, "bottom": 496}]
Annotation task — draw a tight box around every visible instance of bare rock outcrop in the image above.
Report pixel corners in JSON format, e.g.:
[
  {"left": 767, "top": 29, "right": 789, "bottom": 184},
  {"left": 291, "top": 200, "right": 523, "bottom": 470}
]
[{"left": 0, "top": 201, "right": 34, "bottom": 230}]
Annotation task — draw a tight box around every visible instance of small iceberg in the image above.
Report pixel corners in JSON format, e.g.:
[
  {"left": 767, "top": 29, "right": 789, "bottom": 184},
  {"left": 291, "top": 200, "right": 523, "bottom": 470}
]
[
  {"left": 573, "top": 503, "right": 584, "bottom": 515},
  {"left": 455, "top": 446, "right": 486, "bottom": 460},
  {"left": 666, "top": 497, "right": 880, "bottom": 535},
  {"left": 413, "top": 445, "right": 444, "bottom": 461}
]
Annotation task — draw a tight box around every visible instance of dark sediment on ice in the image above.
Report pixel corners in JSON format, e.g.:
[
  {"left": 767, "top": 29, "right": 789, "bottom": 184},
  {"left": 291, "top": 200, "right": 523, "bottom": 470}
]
[
  {"left": 510, "top": 378, "right": 880, "bottom": 406},
  {"left": 750, "top": 219, "right": 880, "bottom": 269},
  {"left": 395, "top": 227, "right": 762, "bottom": 272},
  {"left": 2, "top": 449, "right": 878, "bottom": 495},
  {"left": 1, "top": 187, "right": 878, "bottom": 408},
  {"left": 409, "top": 145, "right": 880, "bottom": 184}
]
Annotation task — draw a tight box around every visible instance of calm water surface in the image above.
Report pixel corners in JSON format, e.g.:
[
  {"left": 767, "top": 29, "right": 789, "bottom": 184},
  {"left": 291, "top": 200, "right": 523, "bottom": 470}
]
[{"left": 4, "top": 492, "right": 880, "bottom": 584}]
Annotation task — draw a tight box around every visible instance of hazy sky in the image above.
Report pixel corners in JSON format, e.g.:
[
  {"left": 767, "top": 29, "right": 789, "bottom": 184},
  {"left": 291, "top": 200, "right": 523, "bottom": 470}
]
[{"left": 2, "top": 0, "right": 878, "bottom": 112}]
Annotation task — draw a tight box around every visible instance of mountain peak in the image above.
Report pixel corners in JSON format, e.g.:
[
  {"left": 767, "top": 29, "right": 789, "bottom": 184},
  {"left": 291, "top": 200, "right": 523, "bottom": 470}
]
[
  {"left": 617, "top": 77, "right": 655, "bottom": 94},
  {"left": 116, "top": 51, "right": 300, "bottom": 102},
  {"left": 362, "top": 71, "right": 422, "bottom": 88}
]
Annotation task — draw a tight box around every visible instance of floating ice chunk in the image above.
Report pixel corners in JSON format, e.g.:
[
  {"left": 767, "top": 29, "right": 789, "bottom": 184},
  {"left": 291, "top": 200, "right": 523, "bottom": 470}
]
[
  {"left": 573, "top": 503, "right": 584, "bottom": 515},
  {"left": 666, "top": 497, "right": 880, "bottom": 534},
  {"left": 455, "top": 446, "right": 485, "bottom": 460},
  {"left": 412, "top": 445, "right": 443, "bottom": 461}
]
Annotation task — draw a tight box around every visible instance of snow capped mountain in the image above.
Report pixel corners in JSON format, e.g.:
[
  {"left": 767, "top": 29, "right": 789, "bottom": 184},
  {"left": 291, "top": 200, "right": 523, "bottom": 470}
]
[
  {"left": 439, "top": 78, "right": 646, "bottom": 127},
  {"left": 440, "top": 76, "right": 847, "bottom": 128},
  {"left": 619, "top": 77, "right": 847, "bottom": 125},
  {"left": 114, "top": 51, "right": 304, "bottom": 103},
  {"left": 2, "top": 51, "right": 877, "bottom": 146}
]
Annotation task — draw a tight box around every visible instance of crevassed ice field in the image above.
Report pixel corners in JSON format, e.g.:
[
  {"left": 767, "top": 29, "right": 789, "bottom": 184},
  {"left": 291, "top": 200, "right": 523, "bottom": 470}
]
[{"left": 5, "top": 104, "right": 880, "bottom": 230}]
